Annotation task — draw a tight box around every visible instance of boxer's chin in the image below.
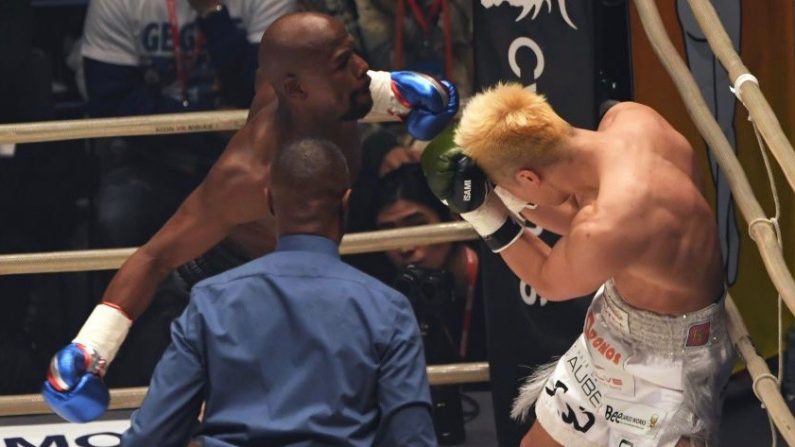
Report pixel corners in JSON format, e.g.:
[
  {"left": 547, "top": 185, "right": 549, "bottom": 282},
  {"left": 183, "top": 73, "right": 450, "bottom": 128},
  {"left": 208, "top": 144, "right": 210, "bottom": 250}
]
[{"left": 341, "top": 92, "right": 373, "bottom": 121}]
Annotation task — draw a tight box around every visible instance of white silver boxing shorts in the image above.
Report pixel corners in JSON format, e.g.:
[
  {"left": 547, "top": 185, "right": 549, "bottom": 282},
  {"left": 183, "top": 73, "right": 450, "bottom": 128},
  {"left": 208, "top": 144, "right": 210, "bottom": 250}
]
[{"left": 513, "top": 280, "right": 735, "bottom": 447}]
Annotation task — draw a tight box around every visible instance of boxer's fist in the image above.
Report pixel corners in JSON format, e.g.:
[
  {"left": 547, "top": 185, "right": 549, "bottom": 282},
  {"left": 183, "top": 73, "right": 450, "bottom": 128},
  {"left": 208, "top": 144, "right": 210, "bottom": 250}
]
[
  {"left": 42, "top": 343, "right": 109, "bottom": 422},
  {"left": 421, "top": 143, "right": 486, "bottom": 214},
  {"left": 421, "top": 139, "right": 523, "bottom": 252},
  {"left": 391, "top": 72, "right": 458, "bottom": 141},
  {"left": 42, "top": 303, "right": 131, "bottom": 422}
]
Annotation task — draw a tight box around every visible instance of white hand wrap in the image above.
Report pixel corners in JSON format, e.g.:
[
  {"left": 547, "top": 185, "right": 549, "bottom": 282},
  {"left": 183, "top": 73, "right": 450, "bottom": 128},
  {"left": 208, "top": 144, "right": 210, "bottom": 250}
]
[
  {"left": 73, "top": 303, "right": 132, "bottom": 367},
  {"left": 461, "top": 193, "right": 524, "bottom": 252},
  {"left": 367, "top": 70, "right": 411, "bottom": 120},
  {"left": 495, "top": 186, "right": 537, "bottom": 217}
]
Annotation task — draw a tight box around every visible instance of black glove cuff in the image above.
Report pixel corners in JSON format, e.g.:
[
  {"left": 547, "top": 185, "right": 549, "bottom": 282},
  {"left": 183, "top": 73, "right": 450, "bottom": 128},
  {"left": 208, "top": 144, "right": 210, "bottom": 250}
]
[{"left": 483, "top": 218, "right": 524, "bottom": 253}]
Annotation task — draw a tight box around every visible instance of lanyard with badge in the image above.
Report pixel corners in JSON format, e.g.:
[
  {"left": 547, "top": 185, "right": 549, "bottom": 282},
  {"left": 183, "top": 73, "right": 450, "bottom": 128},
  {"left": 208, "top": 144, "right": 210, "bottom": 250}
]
[
  {"left": 166, "top": 0, "right": 205, "bottom": 106},
  {"left": 458, "top": 246, "right": 478, "bottom": 358},
  {"left": 394, "top": 0, "right": 454, "bottom": 81}
]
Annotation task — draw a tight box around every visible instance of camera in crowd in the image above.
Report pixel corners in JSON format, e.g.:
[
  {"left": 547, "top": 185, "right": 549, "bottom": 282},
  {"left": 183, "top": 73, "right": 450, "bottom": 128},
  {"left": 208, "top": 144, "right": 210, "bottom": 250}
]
[{"left": 394, "top": 265, "right": 466, "bottom": 445}]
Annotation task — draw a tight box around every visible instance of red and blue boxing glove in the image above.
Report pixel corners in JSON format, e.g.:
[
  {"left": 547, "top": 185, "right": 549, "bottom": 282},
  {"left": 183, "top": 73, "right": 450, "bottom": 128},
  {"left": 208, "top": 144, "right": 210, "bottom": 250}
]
[
  {"left": 42, "top": 343, "right": 109, "bottom": 423},
  {"left": 368, "top": 70, "right": 459, "bottom": 141},
  {"left": 391, "top": 71, "right": 458, "bottom": 141},
  {"left": 42, "top": 302, "right": 132, "bottom": 423}
]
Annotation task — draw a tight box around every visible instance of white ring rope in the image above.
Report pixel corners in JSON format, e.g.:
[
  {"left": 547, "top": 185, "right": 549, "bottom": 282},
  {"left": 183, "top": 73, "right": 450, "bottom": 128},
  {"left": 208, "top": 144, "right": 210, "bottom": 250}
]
[
  {"left": 748, "top": 107, "right": 785, "bottom": 447},
  {"left": 0, "top": 362, "right": 489, "bottom": 417},
  {"left": 0, "top": 109, "right": 399, "bottom": 144},
  {"left": 0, "top": 222, "right": 478, "bottom": 275},
  {"left": 730, "top": 73, "right": 760, "bottom": 103},
  {"left": 636, "top": 0, "right": 795, "bottom": 442}
]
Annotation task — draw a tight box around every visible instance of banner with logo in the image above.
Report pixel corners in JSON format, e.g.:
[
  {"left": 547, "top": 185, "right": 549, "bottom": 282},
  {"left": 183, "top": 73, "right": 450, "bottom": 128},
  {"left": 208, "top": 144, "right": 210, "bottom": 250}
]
[
  {"left": 475, "top": 0, "right": 597, "bottom": 128},
  {"left": 472, "top": 1, "right": 632, "bottom": 445},
  {"left": 628, "top": 0, "right": 795, "bottom": 361},
  {"left": 0, "top": 417, "right": 129, "bottom": 446}
]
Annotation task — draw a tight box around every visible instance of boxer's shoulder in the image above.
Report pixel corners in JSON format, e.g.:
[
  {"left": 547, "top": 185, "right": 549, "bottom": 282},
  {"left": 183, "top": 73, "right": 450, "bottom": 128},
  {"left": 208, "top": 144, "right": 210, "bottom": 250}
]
[
  {"left": 598, "top": 101, "right": 661, "bottom": 131},
  {"left": 211, "top": 121, "right": 281, "bottom": 190},
  {"left": 206, "top": 151, "right": 267, "bottom": 193},
  {"left": 194, "top": 151, "right": 270, "bottom": 224}
]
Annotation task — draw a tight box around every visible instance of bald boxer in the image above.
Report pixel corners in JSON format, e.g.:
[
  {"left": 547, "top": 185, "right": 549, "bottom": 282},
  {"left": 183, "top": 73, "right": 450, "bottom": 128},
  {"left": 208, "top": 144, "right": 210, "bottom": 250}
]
[
  {"left": 423, "top": 83, "right": 733, "bottom": 447},
  {"left": 44, "top": 11, "right": 457, "bottom": 422}
]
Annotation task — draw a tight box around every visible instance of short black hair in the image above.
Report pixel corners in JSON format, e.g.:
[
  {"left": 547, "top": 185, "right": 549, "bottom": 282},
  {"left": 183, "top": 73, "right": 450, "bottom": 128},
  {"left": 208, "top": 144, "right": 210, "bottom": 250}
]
[
  {"left": 271, "top": 138, "right": 350, "bottom": 224},
  {"left": 373, "top": 163, "right": 451, "bottom": 222},
  {"left": 272, "top": 138, "right": 349, "bottom": 186}
]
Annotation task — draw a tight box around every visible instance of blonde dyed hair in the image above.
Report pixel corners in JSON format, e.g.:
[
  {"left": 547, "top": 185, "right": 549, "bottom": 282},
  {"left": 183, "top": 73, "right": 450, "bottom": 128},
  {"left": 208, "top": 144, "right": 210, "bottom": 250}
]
[{"left": 454, "top": 83, "right": 572, "bottom": 181}]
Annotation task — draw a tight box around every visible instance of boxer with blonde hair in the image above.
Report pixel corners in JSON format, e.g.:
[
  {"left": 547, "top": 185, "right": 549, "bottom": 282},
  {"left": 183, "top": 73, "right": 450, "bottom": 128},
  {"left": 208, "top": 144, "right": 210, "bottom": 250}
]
[{"left": 423, "top": 83, "right": 733, "bottom": 447}]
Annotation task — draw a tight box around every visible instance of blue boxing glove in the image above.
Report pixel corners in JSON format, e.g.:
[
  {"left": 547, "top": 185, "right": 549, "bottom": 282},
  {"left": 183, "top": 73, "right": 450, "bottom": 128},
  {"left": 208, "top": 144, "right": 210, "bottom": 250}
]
[
  {"left": 391, "top": 71, "right": 459, "bottom": 140},
  {"left": 42, "top": 343, "right": 109, "bottom": 423},
  {"left": 367, "top": 70, "right": 459, "bottom": 141},
  {"left": 391, "top": 71, "right": 458, "bottom": 140},
  {"left": 42, "top": 302, "right": 131, "bottom": 422}
]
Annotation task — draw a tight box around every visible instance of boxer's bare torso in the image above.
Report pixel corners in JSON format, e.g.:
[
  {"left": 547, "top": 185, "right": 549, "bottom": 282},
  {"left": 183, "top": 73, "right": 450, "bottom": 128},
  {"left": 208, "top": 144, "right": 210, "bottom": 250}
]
[
  {"left": 97, "top": 11, "right": 385, "bottom": 319},
  {"left": 103, "top": 83, "right": 362, "bottom": 318},
  {"left": 42, "top": 12, "right": 458, "bottom": 424},
  {"left": 214, "top": 87, "right": 362, "bottom": 259},
  {"left": 506, "top": 102, "right": 723, "bottom": 315},
  {"left": 591, "top": 103, "right": 723, "bottom": 314}
]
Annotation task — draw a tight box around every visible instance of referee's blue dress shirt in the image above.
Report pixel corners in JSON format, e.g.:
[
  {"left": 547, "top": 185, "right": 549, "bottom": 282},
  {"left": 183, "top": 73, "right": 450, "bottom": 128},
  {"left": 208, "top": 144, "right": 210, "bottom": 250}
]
[{"left": 122, "top": 234, "right": 436, "bottom": 447}]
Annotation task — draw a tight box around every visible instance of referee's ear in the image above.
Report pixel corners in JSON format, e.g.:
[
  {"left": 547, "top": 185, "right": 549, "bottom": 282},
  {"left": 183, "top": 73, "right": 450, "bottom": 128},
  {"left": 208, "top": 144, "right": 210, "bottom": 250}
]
[{"left": 341, "top": 189, "right": 352, "bottom": 214}]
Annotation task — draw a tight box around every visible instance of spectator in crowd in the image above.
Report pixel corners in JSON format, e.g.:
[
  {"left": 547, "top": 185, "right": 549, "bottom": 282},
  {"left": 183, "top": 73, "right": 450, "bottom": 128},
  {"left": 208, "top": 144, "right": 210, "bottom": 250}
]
[
  {"left": 298, "top": 0, "right": 473, "bottom": 90},
  {"left": 123, "top": 138, "right": 436, "bottom": 447},
  {"left": 354, "top": 0, "right": 473, "bottom": 95},
  {"left": 374, "top": 162, "right": 486, "bottom": 364},
  {"left": 79, "top": 0, "right": 295, "bottom": 386},
  {"left": 306, "top": 0, "right": 474, "bottom": 244},
  {"left": 372, "top": 162, "right": 486, "bottom": 444}
]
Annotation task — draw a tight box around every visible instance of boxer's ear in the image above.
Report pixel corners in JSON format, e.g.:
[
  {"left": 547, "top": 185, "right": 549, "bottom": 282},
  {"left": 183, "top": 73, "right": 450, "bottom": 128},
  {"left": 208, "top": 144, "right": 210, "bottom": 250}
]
[
  {"left": 515, "top": 168, "right": 541, "bottom": 188},
  {"left": 254, "top": 68, "right": 266, "bottom": 91},
  {"left": 283, "top": 74, "right": 306, "bottom": 100}
]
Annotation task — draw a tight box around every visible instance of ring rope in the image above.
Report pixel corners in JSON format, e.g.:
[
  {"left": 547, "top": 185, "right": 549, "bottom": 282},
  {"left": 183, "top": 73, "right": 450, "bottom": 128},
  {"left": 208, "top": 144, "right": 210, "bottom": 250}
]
[
  {"left": 686, "top": 6, "right": 792, "bottom": 443},
  {"left": 0, "top": 222, "right": 478, "bottom": 275},
  {"left": 726, "top": 296, "right": 795, "bottom": 444},
  {"left": 730, "top": 73, "right": 759, "bottom": 103},
  {"left": 635, "top": 0, "right": 795, "bottom": 442},
  {"left": 634, "top": 0, "right": 795, "bottom": 334},
  {"left": 749, "top": 113, "right": 785, "bottom": 446},
  {"left": 685, "top": 0, "right": 795, "bottom": 197},
  {"left": 0, "top": 362, "right": 489, "bottom": 417},
  {"left": 0, "top": 110, "right": 399, "bottom": 145},
  {"left": 752, "top": 373, "right": 781, "bottom": 408}
]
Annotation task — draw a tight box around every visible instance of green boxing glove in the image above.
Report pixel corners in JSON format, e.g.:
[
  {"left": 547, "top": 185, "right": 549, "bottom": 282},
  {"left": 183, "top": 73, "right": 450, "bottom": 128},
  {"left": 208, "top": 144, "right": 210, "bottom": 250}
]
[{"left": 421, "top": 130, "right": 523, "bottom": 252}]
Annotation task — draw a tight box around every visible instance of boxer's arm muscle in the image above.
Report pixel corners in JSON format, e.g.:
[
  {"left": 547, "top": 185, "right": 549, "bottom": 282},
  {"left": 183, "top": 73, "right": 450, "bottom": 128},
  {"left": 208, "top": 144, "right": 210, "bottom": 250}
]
[
  {"left": 519, "top": 195, "right": 578, "bottom": 235},
  {"left": 101, "top": 165, "right": 266, "bottom": 319},
  {"left": 500, "top": 207, "right": 648, "bottom": 300}
]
